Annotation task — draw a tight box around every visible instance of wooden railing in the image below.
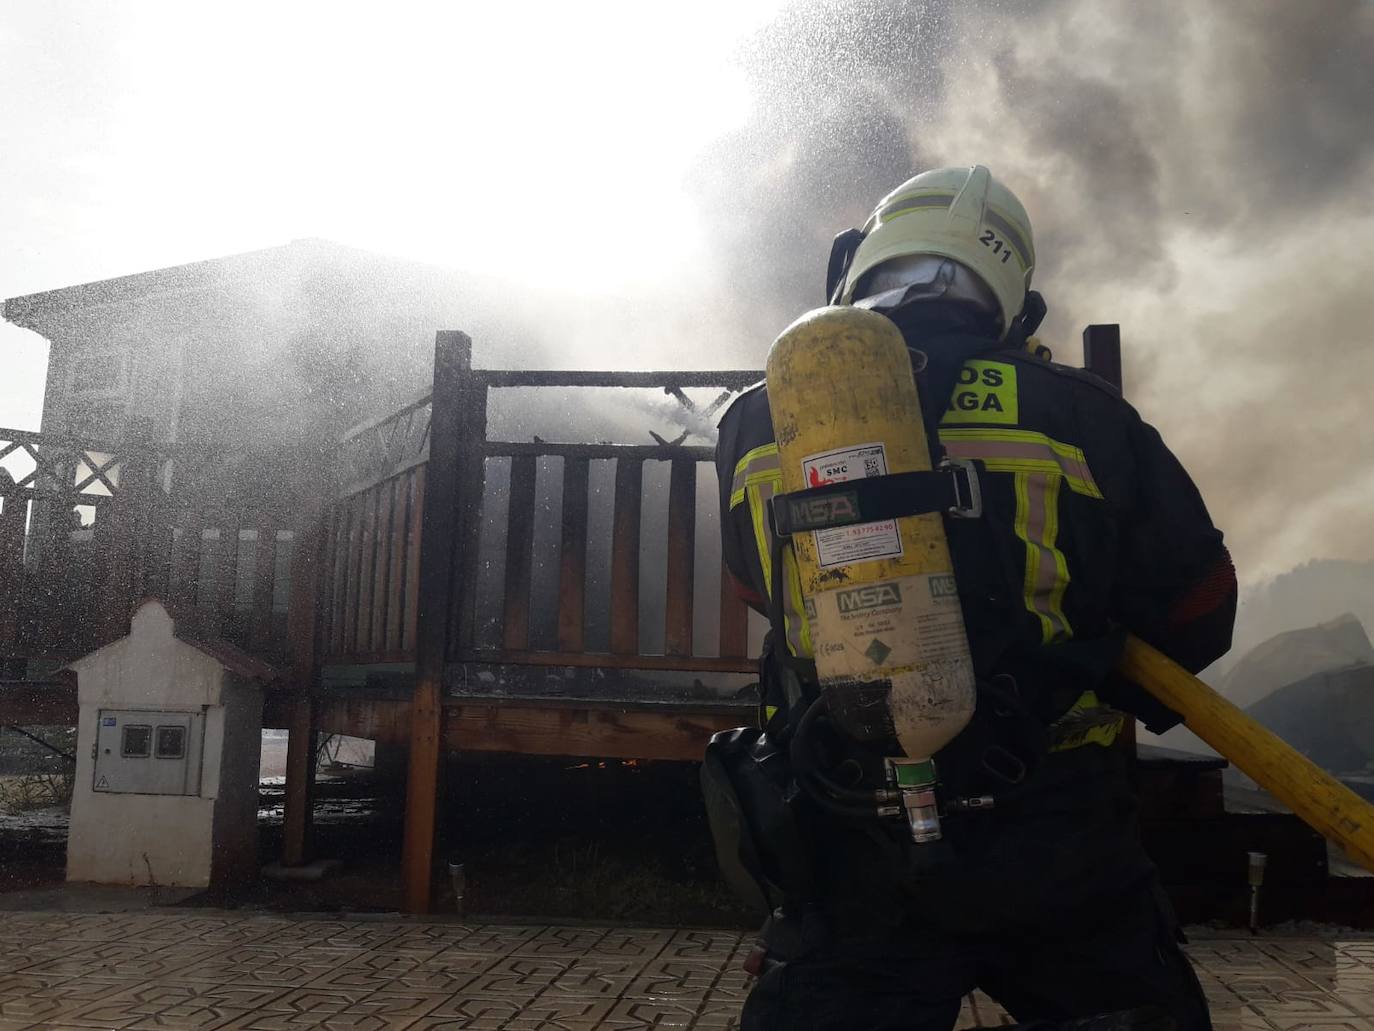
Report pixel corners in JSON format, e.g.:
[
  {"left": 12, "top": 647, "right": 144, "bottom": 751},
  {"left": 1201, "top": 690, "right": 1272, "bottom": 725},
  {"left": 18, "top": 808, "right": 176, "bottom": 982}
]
[
  {"left": 0, "top": 423, "right": 303, "bottom": 671},
  {"left": 316, "top": 339, "right": 763, "bottom": 684}
]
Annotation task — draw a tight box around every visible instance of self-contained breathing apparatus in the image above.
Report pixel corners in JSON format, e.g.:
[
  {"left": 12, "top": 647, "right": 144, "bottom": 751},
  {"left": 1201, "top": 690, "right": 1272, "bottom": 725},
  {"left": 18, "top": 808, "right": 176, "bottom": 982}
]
[{"left": 703, "top": 305, "right": 1053, "bottom": 918}]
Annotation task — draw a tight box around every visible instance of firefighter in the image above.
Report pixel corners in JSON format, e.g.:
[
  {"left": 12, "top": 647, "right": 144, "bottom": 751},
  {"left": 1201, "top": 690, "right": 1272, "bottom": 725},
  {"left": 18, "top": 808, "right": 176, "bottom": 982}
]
[{"left": 712, "top": 166, "right": 1237, "bottom": 1030}]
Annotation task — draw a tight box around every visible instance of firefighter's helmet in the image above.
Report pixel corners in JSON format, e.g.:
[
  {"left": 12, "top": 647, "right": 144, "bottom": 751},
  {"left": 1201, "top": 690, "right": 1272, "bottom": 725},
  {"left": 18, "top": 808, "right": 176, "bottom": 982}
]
[{"left": 829, "top": 165, "right": 1035, "bottom": 338}]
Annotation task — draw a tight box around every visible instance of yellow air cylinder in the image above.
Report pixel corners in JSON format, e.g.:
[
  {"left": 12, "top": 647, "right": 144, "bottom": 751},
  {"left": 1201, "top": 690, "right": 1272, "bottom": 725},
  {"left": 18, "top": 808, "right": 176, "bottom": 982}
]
[{"left": 766, "top": 306, "right": 976, "bottom": 836}]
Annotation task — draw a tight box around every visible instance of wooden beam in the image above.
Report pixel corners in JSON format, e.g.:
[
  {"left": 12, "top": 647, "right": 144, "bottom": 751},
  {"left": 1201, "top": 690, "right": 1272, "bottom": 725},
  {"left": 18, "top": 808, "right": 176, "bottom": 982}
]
[
  {"left": 282, "top": 694, "right": 316, "bottom": 867},
  {"left": 454, "top": 647, "right": 755, "bottom": 674},
  {"left": 281, "top": 506, "right": 328, "bottom": 867},
  {"left": 1082, "top": 324, "right": 1123, "bottom": 392},
  {"left": 305, "top": 693, "right": 742, "bottom": 762},
  {"left": 402, "top": 330, "right": 480, "bottom": 914}
]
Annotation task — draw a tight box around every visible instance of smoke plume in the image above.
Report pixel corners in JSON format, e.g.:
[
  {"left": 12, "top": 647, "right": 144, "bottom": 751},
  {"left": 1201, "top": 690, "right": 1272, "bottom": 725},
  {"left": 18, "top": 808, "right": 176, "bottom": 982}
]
[{"left": 691, "top": 0, "right": 1374, "bottom": 583}]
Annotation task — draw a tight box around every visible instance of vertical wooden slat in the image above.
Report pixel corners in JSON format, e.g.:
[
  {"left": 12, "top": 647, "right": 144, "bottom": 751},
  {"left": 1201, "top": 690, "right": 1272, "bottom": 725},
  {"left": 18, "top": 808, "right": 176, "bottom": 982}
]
[
  {"left": 0, "top": 480, "right": 25, "bottom": 678},
  {"left": 401, "top": 466, "right": 425, "bottom": 655},
  {"left": 385, "top": 476, "right": 409, "bottom": 653},
  {"left": 101, "top": 419, "right": 155, "bottom": 643},
  {"left": 341, "top": 494, "right": 364, "bottom": 658},
  {"left": 404, "top": 330, "right": 480, "bottom": 914},
  {"left": 213, "top": 514, "right": 240, "bottom": 640},
  {"left": 664, "top": 458, "right": 696, "bottom": 657},
  {"left": 250, "top": 514, "right": 276, "bottom": 653},
  {"left": 557, "top": 458, "right": 589, "bottom": 653},
  {"left": 719, "top": 561, "right": 749, "bottom": 660},
  {"left": 169, "top": 508, "right": 202, "bottom": 617},
  {"left": 317, "top": 507, "right": 341, "bottom": 657},
  {"left": 325, "top": 502, "right": 349, "bottom": 658},
  {"left": 609, "top": 458, "right": 642, "bottom": 655},
  {"left": 371, "top": 479, "right": 396, "bottom": 654},
  {"left": 356, "top": 488, "right": 379, "bottom": 656},
  {"left": 450, "top": 455, "right": 489, "bottom": 654},
  {"left": 501, "top": 454, "right": 537, "bottom": 651}
]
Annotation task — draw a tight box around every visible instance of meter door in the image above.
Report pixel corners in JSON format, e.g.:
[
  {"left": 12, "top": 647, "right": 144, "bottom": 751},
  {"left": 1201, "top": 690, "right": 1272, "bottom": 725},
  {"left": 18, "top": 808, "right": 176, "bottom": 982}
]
[{"left": 94, "top": 709, "right": 204, "bottom": 796}]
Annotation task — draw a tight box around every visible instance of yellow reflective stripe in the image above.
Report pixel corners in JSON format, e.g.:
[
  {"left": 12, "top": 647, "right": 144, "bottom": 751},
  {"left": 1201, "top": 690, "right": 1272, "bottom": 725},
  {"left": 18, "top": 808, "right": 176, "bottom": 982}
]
[
  {"left": 745, "top": 473, "right": 813, "bottom": 658},
  {"left": 1048, "top": 689, "right": 1125, "bottom": 751},
  {"left": 746, "top": 481, "right": 774, "bottom": 589},
  {"left": 785, "top": 548, "right": 814, "bottom": 657},
  {"left": 1013, "top": 472, "right": 1052, "bottom": 643},
  {"left": 1042, "top": 474, "right": 1071, "bottom": 639},
  {"left": 940, "top": 428, "right": 1103, "bottom": 499},
  {"left": 730, "top": 443, "right": 780, "bottom": 508},
  {"left": 764, "top": 704, "right": 779, "bottom": 723},
  {"left": 1013, "top": 471, "right": 1072, "bottom": 643}
]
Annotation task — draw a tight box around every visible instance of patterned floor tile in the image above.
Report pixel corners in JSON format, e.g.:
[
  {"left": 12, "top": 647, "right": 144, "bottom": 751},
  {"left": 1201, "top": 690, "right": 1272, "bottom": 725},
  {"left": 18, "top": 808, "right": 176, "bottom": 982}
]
[
  {"left": 216, "top": 987, "right": 442, "bottom": 1030},
  {"left": 586, "top": 929, "right": 674, "bottom": 961},
  {"left": 601, "top": 996, "right": 699, "bottom": 1029},
  {"left": 542, "top": 958, "right": 645, "bottom": 999},
  {"left": 168, "top": 945, "right": 371, "bottom": 988},
  {"left": 656, "top": 931, "right": 741, "bottom": 965},
  {"left": 24, "top": 942, "right": 217, "bottom": 981},
  {"left": 459, "top": 955, "right": 575, "bottom": 997},
  {"left": 129, "top": 917, "right": 280, "bottom": 949},
  {"left": 515, "top": 927, "right": 611, "bottom": 958},
  {"left": 384, "top": 925, "right": 479, "bottom": 954},
  {"left": 1, "top": 914, "right": 1367, "bottom": 1030},
  {"left": 438, "top": 925, "right": 542, "bottom": 956}
]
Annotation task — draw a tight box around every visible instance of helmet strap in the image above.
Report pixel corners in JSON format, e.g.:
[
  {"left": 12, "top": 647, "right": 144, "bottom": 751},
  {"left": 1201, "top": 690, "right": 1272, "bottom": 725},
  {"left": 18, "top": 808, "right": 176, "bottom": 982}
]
[{"left": 826, "top": 228, "right": 866, "bottom": 304}]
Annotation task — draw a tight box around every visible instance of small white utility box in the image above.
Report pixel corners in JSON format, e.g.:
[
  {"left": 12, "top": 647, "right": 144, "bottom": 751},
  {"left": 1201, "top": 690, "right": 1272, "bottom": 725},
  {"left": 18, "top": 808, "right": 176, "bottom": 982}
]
[{"left": 66, "top": 598, "right": 278, "bottom": 888}]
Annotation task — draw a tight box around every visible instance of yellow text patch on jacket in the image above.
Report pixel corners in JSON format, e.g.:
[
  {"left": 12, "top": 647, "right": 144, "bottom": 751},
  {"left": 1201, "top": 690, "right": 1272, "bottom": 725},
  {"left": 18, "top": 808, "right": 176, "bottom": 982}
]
[{"left": 943, "top": 360, "right": 1018, "bottom": 425}]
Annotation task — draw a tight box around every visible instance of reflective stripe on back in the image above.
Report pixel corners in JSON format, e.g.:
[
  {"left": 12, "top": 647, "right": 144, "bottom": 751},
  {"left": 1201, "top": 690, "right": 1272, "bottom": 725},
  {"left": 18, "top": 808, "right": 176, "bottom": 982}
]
[{"left": 732, "top": 442, "right": 813, "bottom": 657}]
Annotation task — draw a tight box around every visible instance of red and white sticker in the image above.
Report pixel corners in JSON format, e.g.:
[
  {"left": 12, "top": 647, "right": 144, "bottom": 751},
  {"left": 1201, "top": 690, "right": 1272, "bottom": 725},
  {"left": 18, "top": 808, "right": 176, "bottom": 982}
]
[{"left": 801, "top": 443, "right": 903, "bottom": 568}]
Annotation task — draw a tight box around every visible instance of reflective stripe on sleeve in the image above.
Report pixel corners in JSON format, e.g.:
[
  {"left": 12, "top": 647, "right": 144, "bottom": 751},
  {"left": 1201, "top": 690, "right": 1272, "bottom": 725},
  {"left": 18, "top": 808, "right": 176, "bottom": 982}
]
[{"left": 940, "top": 428, "right": 1103, "bottom": 499}]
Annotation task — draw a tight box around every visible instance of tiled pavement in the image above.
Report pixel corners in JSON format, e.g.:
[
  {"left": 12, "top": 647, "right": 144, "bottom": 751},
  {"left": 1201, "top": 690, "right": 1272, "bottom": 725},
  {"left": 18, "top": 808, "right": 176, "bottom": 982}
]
[{"left": 0, "top": 913, "right": 1369, "bottom": 1030}]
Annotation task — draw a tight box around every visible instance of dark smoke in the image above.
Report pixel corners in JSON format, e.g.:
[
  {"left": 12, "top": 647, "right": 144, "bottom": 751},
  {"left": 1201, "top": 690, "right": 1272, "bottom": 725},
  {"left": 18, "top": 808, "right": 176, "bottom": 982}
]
[{"left": 691, "top": 0, "right": 1374, "bottom": 588}]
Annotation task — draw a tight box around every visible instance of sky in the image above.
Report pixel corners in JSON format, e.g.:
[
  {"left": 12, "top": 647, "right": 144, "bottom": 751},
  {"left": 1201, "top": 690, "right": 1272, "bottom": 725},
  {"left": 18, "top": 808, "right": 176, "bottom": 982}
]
[{"left": 3, "top": 0, "right": 1373, "bottom": 591}]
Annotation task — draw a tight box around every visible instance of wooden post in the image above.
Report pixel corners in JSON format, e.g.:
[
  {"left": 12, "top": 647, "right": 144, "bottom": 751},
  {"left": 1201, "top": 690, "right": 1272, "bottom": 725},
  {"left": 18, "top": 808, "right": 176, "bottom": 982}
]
[
  {"left": 0, "top": 469, "right": 25, "bottom": 679},
  {"left": 1082, "top": 324, "right": 1138, "bottom": 762},
  {"left": 282, "top": 498, "right": 329, "bottom": 866},
  {"left": 402, "top": 331, "right": 482, "bottom": 914}
]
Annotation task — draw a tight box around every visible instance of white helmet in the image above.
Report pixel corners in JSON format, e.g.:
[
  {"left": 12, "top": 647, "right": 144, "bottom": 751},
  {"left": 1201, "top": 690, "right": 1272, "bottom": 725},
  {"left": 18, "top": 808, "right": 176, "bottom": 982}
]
[{"left": 829, "top": 165, "right": 1036, "bottom": 338}]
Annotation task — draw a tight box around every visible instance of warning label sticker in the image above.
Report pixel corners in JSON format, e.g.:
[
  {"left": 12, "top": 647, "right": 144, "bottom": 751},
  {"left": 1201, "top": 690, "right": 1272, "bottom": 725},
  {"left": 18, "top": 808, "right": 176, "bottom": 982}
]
[
  {"left": 801, "top": 443, "right": 902, "bottom": 568},
  {"left": 810, "top": 572, "right": 967, "bottom": 674}
]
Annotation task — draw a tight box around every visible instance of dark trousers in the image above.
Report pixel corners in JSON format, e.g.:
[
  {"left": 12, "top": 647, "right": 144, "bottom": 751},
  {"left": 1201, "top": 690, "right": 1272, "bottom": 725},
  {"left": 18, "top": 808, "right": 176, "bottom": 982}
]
[{"left": 741, "top": 747, "right": 1211, "bottom": 1031}]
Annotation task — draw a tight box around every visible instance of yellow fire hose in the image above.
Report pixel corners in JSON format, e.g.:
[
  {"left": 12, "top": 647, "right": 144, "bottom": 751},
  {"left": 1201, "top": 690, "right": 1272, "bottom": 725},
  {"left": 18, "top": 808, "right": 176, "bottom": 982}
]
[{"left": 1122, "top": 634, "right": 1374, "bottom": 873}]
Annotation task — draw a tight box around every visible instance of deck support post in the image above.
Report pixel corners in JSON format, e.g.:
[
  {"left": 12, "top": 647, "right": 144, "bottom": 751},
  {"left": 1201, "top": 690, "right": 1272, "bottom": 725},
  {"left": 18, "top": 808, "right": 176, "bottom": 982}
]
[
  {"left": 402, "top": 331, "right": 482, "bottom": 914},
  {"left": 282, "top": 504, "right": 329, "bottom": 866}
]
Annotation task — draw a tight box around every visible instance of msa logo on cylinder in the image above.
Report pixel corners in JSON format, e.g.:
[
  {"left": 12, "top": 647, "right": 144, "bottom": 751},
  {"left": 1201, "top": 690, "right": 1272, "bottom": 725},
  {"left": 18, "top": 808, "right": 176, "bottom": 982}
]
[
  {"left": 929, "top": 574, "right": 958, "bottom": 599},
  {"left": 836, "top": 583, "right": 902, "bottom": 613},
  {"left": 789, "top": 491, "right": 859, "bottom": 530}
]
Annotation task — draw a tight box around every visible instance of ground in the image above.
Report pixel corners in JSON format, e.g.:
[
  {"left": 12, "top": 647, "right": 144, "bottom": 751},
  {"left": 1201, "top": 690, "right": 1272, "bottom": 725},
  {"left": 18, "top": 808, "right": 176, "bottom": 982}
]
[{"left": 0, "top": 909, "right": 1370, "bottom": 1030}]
